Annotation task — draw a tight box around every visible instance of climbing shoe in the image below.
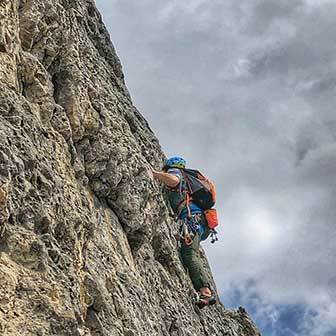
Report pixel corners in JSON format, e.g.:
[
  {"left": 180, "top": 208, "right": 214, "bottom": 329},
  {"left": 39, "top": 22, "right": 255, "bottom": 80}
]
[{"left": 195, "top": 294, "right": 217, "bottom": 309}]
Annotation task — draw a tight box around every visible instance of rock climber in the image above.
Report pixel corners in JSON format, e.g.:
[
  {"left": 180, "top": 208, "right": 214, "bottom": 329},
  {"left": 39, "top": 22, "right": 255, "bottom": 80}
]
[{"left": 151, "top": 156, "right": 216, "bottom": 308}]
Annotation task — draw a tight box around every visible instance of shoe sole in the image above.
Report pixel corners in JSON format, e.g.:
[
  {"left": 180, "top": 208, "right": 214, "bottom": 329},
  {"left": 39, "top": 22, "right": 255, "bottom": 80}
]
[{"left": 195, "top": 298, "right": 217, "bottom": 309}]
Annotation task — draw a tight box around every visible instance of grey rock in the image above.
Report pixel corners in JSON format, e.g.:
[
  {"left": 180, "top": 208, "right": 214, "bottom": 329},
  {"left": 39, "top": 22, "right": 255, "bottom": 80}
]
[{"left": 0, "top": 0, "right": 261, "bottom": 335}]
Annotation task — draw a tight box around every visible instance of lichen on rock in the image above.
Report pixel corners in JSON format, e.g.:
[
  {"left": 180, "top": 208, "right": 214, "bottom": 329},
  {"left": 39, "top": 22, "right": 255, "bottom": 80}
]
[{"left": 0, "top": 0, "right": 260, "bottom": 335}]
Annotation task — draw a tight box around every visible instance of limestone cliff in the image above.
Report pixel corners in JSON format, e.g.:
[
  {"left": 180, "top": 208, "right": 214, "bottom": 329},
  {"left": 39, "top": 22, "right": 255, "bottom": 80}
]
[{"left": 0, "top": 1, "right": 260, "bottom": 335}]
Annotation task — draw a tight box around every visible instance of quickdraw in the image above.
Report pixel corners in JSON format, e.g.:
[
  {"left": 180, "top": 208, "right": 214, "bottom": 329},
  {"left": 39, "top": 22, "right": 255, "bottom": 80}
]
[
  {"left": 176, "top": 221, "right": 193, "bottom": 246},
  {"left": 210, "top": 230, "right": 218, "bottom": 244},
  {"left": 178, "top": 214, "right": 202, "bottom": 246}
]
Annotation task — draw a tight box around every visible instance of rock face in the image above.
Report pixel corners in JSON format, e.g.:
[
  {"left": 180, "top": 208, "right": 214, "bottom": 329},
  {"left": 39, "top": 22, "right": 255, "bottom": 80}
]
[{"left": 0, "top": 1, "right": 260, "bottom": 335}]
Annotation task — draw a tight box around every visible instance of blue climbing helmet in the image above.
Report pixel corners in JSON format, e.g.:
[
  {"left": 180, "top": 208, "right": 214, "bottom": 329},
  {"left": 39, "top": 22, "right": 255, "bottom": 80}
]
[{"left": 165, "top": 156, "right": 186, "bottom": 170}]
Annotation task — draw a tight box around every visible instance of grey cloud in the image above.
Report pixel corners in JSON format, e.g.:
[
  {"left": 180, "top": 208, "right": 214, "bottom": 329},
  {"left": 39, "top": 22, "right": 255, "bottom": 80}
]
[
  {"left": 96, "top": 0, "right": 336, "bottom": 334},
  {"left": 245, "top": 0, "right": 304, "bottom": 34}
]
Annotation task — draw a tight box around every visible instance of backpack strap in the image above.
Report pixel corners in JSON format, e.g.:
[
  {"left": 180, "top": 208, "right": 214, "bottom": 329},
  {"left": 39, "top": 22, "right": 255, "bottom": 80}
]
[
  {"left": 180, "top": 169, "right": 193, "bottom": 193},
  {"left": 185, "top": 192, "right": 192, "bottom": 218},
  {"left": 178, "top": 169, "right": 193, "bottom": 218}
]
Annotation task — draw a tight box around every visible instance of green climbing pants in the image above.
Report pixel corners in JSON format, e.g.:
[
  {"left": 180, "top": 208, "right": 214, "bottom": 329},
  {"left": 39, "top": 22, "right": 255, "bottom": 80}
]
[{"left": 180, "top": 231, "right": 210, "bottom": 291}]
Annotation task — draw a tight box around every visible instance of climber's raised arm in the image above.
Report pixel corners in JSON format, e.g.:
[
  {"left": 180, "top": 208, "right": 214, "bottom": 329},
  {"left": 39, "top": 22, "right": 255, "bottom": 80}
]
[{"left": 152, "top": 170, "right": 179, "bottom": 188}]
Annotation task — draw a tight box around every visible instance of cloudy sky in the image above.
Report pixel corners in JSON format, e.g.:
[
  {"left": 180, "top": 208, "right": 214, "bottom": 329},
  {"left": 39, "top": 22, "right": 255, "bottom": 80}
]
[{"left": 95, "top": 1, "right": 336, "bottom": 335}]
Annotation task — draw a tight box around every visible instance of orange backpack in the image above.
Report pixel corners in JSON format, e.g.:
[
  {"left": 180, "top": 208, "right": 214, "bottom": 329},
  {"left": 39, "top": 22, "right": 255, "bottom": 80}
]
[
  {"left": 181, "top": 169, "right": 216, "bottom": 210},
  {"left": 181, "top": 169, "right": 219, "bottom": 243}
]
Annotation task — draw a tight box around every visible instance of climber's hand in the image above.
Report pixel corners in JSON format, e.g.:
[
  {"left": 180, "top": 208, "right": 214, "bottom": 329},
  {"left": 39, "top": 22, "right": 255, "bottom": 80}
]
[{"left": 145, "top": 164, "right": 154, "bottom": 179}]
